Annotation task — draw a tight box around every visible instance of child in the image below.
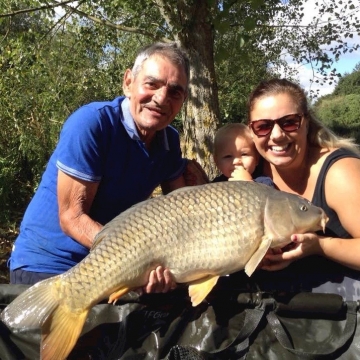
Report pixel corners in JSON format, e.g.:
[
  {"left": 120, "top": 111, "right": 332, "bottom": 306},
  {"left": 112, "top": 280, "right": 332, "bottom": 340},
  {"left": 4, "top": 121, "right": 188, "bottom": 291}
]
[{"left": 212, "top": 123, "right": 274, "bottom": 186}]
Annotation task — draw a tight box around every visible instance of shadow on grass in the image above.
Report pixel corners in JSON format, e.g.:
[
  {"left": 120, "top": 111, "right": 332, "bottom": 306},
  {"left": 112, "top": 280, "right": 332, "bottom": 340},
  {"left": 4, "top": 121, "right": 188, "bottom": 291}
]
[{"left": 0, "top": 230, "right": 17, "bottom": 284}]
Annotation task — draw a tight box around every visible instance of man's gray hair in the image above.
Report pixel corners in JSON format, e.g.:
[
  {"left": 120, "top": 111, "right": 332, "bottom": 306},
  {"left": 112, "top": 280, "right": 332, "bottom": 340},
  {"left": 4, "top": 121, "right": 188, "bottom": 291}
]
[{"left": 132, "top": 42, "right": 190, "bottom": 88}]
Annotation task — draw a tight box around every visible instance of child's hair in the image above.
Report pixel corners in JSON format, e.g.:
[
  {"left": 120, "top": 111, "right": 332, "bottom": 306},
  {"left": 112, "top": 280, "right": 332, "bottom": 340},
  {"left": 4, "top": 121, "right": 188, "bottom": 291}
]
[{"left": 213, "top": 123, "right": 251, "bottom": 157}]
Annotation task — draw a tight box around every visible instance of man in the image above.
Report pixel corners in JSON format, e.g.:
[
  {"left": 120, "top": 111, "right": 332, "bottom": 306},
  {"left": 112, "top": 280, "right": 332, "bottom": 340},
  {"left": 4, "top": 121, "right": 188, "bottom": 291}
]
[{"left": 9, "top": 42, "right": 194, "bottom": 290}]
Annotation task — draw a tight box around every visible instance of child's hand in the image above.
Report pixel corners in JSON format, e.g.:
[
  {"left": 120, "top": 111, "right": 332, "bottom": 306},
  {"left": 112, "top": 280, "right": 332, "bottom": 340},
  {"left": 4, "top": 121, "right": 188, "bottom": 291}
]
[{"left": 229, "top": 166, "right": 253, "bottom": 181}]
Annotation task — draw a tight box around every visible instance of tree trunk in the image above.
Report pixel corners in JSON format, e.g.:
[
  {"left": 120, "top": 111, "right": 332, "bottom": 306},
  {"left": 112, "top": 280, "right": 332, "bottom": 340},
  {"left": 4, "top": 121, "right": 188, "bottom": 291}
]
[
  {"left": 181, "top": 42, "right": 220, "bottom": 180},
  {"left": 156, "top": 0, "right": 220, "bottom": 179}
]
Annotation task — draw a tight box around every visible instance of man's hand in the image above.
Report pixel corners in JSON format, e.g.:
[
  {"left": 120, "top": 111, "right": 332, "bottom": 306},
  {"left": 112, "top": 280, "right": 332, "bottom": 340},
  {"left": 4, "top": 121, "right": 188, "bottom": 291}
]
[{"left": 141, "top": 266, "right": 177, "bottom": 294}]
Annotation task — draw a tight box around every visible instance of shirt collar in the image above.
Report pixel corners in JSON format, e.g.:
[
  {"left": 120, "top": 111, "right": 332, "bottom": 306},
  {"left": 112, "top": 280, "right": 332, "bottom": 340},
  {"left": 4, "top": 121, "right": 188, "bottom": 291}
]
[{"left": 121, "top": 97, "right": 170, "bottom": 151}]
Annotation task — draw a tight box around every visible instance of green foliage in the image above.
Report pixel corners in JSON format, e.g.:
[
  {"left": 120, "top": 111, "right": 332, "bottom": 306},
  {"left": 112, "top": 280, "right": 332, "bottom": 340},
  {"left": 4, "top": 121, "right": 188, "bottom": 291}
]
[
  {"left": 214, "top": 0, "right": 286, "bottom": 124},
  {"left": 333, "top": 62, "right": 360, "bottom": 96},
  {"left": 215, "top": 41, "right": 277, "bottom": 124},
  {"left": 315, "top": 94, "right": 360, "bottom": 126},
  {"left": 0, "top": 5, "right": 54, "bottom": 223},
  {"left": 314, "top": 65, "right": 360, "bottom": 144},
  {"left": 314, "top": 65, "right": 360, "bottom": 143}
]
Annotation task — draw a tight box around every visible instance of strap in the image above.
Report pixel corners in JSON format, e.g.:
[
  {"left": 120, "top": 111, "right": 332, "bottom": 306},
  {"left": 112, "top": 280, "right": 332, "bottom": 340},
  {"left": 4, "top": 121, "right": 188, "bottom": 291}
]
[
  {"left": 204, "top": 297, "right": 276, "bottom": 358},
  {"left": 159, "top": 303, "right": 203, "bottom": 359},
  {"left": 266, "top": 301, "right": 358, "bottom": 358}
]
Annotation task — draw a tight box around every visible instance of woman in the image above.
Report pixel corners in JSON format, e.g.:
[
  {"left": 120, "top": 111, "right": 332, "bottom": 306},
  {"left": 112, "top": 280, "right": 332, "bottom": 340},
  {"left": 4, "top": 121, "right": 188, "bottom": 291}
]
[{"left": 246, "top": 78, "right": 360, "bottom": 300}]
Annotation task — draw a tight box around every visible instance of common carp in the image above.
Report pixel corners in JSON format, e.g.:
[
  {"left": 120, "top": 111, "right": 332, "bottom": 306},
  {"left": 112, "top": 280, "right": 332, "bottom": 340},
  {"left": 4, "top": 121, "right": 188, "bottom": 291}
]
[{"left": 1, "top": 181, "right": 327, "bottom": 360}]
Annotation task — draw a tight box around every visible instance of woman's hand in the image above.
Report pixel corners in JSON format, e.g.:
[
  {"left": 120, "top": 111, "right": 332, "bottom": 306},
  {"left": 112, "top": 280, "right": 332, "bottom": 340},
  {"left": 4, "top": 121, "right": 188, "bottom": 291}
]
[{"left": 260, "top": 233, "right": 323, "bottom": 271}]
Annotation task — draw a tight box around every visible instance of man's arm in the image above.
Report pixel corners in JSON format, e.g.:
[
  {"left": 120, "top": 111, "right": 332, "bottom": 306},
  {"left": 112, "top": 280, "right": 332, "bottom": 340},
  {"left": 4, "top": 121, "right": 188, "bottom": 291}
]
[
  {"left": 57, "top": 170, "right": 102, "bottom": 248},
  {"left": 161, "top": 174, "right": 186, "bottom": 194},
  {"left": 58, "top": 170, "right": 175, "bottom": 294}
]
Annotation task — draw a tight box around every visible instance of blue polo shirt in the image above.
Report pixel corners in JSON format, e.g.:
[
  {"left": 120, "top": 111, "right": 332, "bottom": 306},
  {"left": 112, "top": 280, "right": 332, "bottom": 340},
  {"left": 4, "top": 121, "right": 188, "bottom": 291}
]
[{"left": 9, "top": 96, "right": 187, "bottom": 274}]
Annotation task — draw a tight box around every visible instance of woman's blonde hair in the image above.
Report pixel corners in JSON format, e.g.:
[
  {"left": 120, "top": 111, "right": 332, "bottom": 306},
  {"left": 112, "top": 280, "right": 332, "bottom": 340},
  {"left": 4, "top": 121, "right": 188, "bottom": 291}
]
[{"left": 247, "top": 78, "right": 359, "bottom": 155}]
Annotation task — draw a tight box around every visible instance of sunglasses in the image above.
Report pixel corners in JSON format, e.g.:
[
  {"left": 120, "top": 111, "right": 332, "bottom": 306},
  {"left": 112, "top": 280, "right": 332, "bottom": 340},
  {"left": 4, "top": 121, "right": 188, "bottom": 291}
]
[{"left": 249, "top": 113, "right": 303, "bottom": 137}]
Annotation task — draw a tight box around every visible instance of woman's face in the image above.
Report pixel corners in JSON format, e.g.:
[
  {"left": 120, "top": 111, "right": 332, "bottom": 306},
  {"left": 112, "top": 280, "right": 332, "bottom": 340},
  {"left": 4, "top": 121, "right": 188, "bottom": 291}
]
[{"left": 249, "top": 93, "right": 308, "bottom": 170}]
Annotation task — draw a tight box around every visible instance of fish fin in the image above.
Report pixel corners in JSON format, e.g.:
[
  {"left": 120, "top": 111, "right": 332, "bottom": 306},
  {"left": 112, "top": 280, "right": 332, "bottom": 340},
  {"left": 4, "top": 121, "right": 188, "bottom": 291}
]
[
  {"left": 91, "top": 233, "right": 105, "bottom": 250},
  {"left": 245, "top": 237, "right": 272, "bottom": 277},
  {"left": 108, "top": 287, "right": 131, "bottom": 304},
  {"left": 188, "top": 275, "right": 220, "bottom": 307},
  {"left": 41, "top": 305, "right": 89, "bottom": 360}
]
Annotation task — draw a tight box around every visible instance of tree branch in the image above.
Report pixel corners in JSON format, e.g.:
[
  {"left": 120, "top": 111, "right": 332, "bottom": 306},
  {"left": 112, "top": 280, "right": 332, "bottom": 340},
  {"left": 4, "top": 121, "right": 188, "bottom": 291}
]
[
  {"left": 0, "top": 0, "right": 78, "bottom": 18},
  {"left": 1, "top": 0, "right": 171, "bottom": 43},
  {"left": 58, "top": 1, "right": 170, "bottom": 42}
]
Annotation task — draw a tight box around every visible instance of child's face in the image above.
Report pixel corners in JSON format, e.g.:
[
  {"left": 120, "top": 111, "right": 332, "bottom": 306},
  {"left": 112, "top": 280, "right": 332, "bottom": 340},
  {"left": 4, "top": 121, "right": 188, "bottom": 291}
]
[{"left": 214, "top": 133, "right": 259, "bottom": 178}]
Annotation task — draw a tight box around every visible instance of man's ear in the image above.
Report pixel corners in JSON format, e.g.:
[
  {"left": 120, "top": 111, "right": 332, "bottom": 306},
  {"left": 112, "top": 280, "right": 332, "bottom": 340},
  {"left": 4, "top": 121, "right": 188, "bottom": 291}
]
[{"left": 122, "top": 69, "right": 133, "bottom": 97}]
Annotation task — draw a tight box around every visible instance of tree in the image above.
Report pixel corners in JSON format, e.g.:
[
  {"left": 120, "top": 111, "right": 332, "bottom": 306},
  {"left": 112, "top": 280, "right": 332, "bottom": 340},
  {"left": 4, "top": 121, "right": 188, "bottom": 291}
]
[
  {"left": 2, "top": 0, "right": 358, "bottom": 176},
  {"left": 333, "top": 62, "right": 360, "bottom": 96},
  {"left": 316, "top": 93, "right": 360, "bottom": 144}
]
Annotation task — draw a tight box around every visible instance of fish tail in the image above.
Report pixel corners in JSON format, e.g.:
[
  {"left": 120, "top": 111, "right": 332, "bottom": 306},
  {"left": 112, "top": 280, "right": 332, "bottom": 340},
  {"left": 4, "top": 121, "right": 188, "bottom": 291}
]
[
  {"left": 1, "top": 276, "right": 88, "bottom": 360},
  {"left": 41, "top": 306, "right": 89, "bottom": 360},
  {"left": 1, "top": 277, "right": 61, "bottom": 329}
]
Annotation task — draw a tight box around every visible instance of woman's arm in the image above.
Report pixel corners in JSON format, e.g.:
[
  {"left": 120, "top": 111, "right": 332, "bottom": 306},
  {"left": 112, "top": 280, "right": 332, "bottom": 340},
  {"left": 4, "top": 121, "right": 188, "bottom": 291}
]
[{"left": 318, "top": 156, "right": 360, "bottom": 270}]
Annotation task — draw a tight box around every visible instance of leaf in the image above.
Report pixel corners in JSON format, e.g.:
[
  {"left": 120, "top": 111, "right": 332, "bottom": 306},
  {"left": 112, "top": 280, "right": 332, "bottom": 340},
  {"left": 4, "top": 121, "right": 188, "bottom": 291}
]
[
  {"left": 250, "top": 0, "right": 266, "bottom": 10},
  {"left": 214, "top": 19, "right": 231, "bottom": 33},
  {"left": 244, "top": 17, "right": 257, "bottom": 31}
]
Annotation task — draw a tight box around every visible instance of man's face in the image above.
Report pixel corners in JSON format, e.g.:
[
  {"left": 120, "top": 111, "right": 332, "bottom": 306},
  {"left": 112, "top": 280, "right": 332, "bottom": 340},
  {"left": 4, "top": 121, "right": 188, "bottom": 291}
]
[{"left": 123, "top": 55, "right": 188, "bottom": 142}]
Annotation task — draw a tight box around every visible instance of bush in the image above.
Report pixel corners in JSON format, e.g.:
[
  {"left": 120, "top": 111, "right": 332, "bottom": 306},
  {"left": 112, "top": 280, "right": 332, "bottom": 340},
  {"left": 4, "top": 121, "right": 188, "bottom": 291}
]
[{"left": 314, "top": 94, "right": 360, "bottom": 143}]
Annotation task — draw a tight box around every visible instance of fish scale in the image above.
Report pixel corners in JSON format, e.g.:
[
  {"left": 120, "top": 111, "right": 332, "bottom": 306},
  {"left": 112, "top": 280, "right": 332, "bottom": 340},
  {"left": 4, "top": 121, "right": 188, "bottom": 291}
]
[{"left": 1, "top": 181, "right": 328, "bottom": 360}]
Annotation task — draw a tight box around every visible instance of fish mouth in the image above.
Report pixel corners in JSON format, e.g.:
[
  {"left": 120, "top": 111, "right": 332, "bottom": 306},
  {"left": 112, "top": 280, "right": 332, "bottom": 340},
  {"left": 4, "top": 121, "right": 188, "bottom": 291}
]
[{"left": 320, "top": 213, "right": 329, "bottom": 233}]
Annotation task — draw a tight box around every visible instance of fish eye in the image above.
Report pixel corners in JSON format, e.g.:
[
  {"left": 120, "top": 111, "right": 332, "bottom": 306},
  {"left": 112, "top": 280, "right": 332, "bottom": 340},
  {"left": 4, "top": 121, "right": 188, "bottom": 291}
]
[{"left": 300, "top": 205, "right": 308, "bottom": 212}]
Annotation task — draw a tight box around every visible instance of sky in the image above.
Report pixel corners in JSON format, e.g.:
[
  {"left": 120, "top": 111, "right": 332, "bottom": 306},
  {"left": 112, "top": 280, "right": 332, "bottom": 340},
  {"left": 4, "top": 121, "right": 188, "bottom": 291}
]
[
  {"left": 298, "top": 53, "right": 359, "bottom": 98},
  {"left": 281, "top": 0, "right": 360, "bottom": 98}
]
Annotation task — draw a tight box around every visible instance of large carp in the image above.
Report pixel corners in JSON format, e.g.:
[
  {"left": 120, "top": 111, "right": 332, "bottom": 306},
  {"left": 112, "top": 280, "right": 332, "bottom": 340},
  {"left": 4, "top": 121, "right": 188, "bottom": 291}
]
[{"left": 1, "top": 181, "right": 327, "bottom": 360}]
